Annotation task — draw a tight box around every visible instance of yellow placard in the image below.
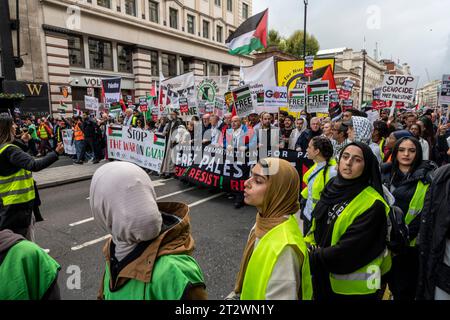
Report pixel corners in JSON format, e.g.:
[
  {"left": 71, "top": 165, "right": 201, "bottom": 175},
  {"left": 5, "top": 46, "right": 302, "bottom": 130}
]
[
  {"left": 278, "top": 59, "right": 335, "bottom": 116},
  {"left": 277, "top": 59, "right": 335, "bottom": 90}
]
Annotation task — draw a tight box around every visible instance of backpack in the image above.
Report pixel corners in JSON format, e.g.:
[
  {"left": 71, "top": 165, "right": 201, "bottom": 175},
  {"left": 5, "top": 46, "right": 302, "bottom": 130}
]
[
  {"left": 382, "top": 185, "right": 410, "bottom": 254},
  {"left": 386, "top": 205, "right": 410, "bottom": 254}
]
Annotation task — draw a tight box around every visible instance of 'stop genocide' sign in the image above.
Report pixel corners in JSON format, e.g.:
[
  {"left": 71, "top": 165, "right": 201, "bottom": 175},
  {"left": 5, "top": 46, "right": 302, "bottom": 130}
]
[{"left": 381, "top": 75, "right": 419, "bottom": 103}]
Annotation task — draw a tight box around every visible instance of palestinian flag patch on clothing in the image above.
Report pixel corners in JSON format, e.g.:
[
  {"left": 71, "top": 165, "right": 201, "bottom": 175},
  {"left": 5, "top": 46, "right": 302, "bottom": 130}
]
[{"left": 226, "top": 9, "right": 268, "bottom": 55}]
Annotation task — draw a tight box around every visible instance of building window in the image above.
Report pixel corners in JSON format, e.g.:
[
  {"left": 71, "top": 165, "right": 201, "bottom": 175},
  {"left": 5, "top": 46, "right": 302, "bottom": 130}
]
[
  {"left": 169, "top": 8, "right": 178, "bottom": 29},
  {"left": 97, "top": 0, "right": 111, "bottom": 9},
  {"left": 88, "top": 38, "right": 113, "bottom": 71},
  {"left": 203, "top": 20, "right": 210, "bottom": 39},
  {"left": 242, "top": 3, "right": 248, "bottom": 19},
  {"left": 216, "top": 25, "right": 223, "bottom": 43},
  {"left": 162, "top": 53, "right": 177, "bottom": 77},
  {"left": 149, "top": 1, "right": 159, "bottom": 23},
  {"left": 117, "top": 44, "right": 133, "bottom": 73},
  {"left": 227, "top": 0, "right": 232, "bottom": 12},
  {"left": 187, "top": 14, "right": 195, "bottom": 35},
  {"left": 180, "top": 57, "right": 191, "bottom": 74},
  {"left": 67, "top": 35, "right": 84, "bottom": 67},
  {"left": 209, "top": 62, "right": 219, "bottom": 76},
  {"left": 125, "top": 0, "right": 136, "bottom": 16},
  {"left": 214, "top": 0, "right": 221, "bottom": 6},
  {"left": 150, "top": 51, "right": 158, "bottom": 76}
]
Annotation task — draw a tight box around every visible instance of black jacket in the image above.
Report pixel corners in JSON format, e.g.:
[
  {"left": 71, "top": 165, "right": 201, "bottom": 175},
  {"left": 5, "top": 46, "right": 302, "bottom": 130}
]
[
  {"left": 416, "top": 164, "right": 450, "bottom": 300},
  {"left": 295, "top": 129, "right": 322, "bottom": 153},
  {"left": 0, "top": 141, "right": 58, "bottom": 234},
  {"left": 81, "top": 119, "right": 101, "bottom": 139},
  {"left": 381, "top": 161, "right": 437, "bottom": 241}
]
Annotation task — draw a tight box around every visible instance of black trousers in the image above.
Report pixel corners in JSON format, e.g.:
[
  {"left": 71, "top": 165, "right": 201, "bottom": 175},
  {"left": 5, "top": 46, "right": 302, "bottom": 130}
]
[
  {"left": 387, "top": 247, "right": 419, "bottom": 300},
  {"left": 80, "top": 137, "right": 101, "bottom": 161}
]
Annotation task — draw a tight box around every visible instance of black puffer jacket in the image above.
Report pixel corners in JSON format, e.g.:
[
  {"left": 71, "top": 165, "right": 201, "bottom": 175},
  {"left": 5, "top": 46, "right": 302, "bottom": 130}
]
[
  {"left": 416, "top": 164, "right": 450, "bottom": 300},
  {"left": 381, "top": 161, "right": 437, "bottom": 241}
]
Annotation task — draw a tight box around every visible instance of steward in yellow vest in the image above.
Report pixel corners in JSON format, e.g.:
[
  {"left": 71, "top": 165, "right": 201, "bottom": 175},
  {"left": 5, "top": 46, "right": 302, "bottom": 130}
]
[
  {"left": 230, "top": 158, "right": 313, "bottom": 300},
  {"left": 381, "top": 136, "right": 437, "bottom": 300},
  {"left": 301, "top": 136, "right": 337, "bottom": 234},
  {"left": 305, "top": 142, "right": 391, "bottom": 300},
  {"left": 0, "top": 113, "right": 62, "bottom": 239}
]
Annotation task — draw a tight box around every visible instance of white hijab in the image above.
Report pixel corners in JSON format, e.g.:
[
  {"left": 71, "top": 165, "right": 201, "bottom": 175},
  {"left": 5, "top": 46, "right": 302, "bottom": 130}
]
[{"left": 90, "top": 162, "right": 162, "bottom": 261}]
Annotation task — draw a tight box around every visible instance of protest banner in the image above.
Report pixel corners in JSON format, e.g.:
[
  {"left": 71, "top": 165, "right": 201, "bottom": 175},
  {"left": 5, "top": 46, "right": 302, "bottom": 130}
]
[
  {"left": 366, "top": 110, "right": 380, "bottom": 124},
  {"left": 174, "top": 145, "right": 313, "bottom": 193},
  {"left": 84, "top": 96, "right": 99, "bottom": 111},
  {"left": 262, "top": 86, "right": 288, "bottom": 112},
  {"left": 306, "top": 81, "right": 329, "bottom": 113},
  {"left": 304, "top": 56, "right": 314, "bottom": 77},
  {"left": 196, "top": 76, "right": 229, "bottom": 106},
  {"left": 372, "top": 100, "right": 388, "bottom": 110},
  {"left": 224, "top": 91, "right": 235, "bottom": 113},
  {"left": 139, "top": 97, "right": 148, "bottom": 112},
  {"left": 339, "top": 79, "right": 355, "bottom": 100},
  {"left": 106, "top": 125, "right": 166, "bottom": 172},
  {"left": 288, "top": 88, "right": 306, "bottom": 113},
  {"left": 61, "top": 129, "right": 76, "bottom": 155},
  {"left": 101, "top": 78, "right": 121, "bottom": 104},
  {"left": 342, "top": 99, "right": 354, "bottom": 111},
  {"left": 241, "top": 56, "right": 277, "bottom": 86},
  {"left": 233, "top": 85, "right": 255, "bottom": 118},
  {"left": 214, "top": 97, "right": 225, "bottom": 118},
  {"left": 329, "top": 89, "right": 342, "bottom": 121},
  {"left": 439, "top": 74, "right": 450, "bottom": 105},
  {"left": 380, "top": 75, "right": 419, "bottom": 115},
  {"left": 161, "top": 72, "right": 197, "bottom": 120},
  {"left": 277, "top": 59, "right": 335, "bottom": 90}
]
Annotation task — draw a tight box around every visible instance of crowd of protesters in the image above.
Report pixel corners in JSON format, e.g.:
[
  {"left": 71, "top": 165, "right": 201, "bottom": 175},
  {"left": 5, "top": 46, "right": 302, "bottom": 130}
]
[{"left": 1, "top": 103, "right": 450, "bottom": 301}]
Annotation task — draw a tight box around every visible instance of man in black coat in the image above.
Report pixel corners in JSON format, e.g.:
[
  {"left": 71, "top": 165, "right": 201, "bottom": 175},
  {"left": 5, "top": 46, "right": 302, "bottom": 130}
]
[
  {"left": 80, "top": 113, "right": 102, "bottom": 163},
  {"left": 295, "top": 117, "right": 323, "bottom": 153}
]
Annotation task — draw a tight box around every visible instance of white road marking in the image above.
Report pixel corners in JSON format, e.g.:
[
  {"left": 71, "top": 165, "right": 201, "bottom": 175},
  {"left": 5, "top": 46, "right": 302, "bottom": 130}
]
[
  {"left": 71, "top": 235, "right": 112, "bottom": 251},
  {"left": 156, "top": 187, "right": 197, "bottom": 200},
  {"left": 69, "top": 192, "right": 223, "bottom": 251},
  {"left": 188, "top": 193, "right": 224, "bottom": 208},
  {"left": 69, "top": 217, "right": 94, "bottom": 227},
  {"left": 74, "top": 187, "right": 197, "bottom": 227}
]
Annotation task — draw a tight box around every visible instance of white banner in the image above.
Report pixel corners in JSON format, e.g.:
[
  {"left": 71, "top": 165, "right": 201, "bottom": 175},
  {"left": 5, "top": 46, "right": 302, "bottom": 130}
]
[
  {"left": 262, "top": 86, "right": 288, "bottom": 112},
  {"left": 61, "top": 129, "right": 76, "bottom": 155},
  {"left": 241, "top": 56, "right": 277, "bottom": 86},
  {"left": 161, "top": 72, "right": 197, "bottom": 120},
  {"left": 381, "top": 75, "right": 419, "bottom": 103},
  {"left": 84, "top": 96, "right": 99, "bottom": 111},
  {"left": 439, "top": 74, "right": 450, "bottom": 105},
  {"left": 106, "top": 125, "right": 166, "bottom": 173}
]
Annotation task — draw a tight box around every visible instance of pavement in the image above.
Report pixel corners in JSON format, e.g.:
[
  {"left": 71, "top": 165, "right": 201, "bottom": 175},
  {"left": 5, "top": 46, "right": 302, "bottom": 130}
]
[{"left": 34, "top": 159, "right": 106, "bottom": 189}]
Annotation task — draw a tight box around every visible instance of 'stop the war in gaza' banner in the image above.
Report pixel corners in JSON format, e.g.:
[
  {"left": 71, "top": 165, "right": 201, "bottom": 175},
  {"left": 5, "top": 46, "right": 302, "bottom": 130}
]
[{"left": 106, "top": 125, "right": 166, "bottom": 173}]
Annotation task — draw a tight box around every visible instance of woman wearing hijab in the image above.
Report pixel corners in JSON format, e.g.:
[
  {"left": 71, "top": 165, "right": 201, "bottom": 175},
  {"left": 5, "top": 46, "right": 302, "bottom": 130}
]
[
  {"left": 305, "top": 142, "right": 390, "bottom": 300},
  {"left": 301, "top": 136, "right": 337, "bottom": 235},
  {"left": 228, "top": 158, "right": 313, "bottom": 300},
  {"left": 344, "top": 116, "right": 382, "bottom": 163},
  {"left": 91, "top": 161, "right": 207, "bottom": 300},
  {"left": 381, "top": 137, "right": 437, "bottom": 300}
]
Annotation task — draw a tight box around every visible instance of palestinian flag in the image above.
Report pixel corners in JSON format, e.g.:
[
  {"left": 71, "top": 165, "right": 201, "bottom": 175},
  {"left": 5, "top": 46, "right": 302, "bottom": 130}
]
[
  {"left": 153, "top": 134, "right": 165, "bottom": 147},
  {"left": 108, "top": 126, "right": 123, "bottom": 138},
  {"left": 226, "top": 9, "right": 268, "bottom": 55},
  {"left": 307, "top": 82, "right": 329, "bottom": 96}
]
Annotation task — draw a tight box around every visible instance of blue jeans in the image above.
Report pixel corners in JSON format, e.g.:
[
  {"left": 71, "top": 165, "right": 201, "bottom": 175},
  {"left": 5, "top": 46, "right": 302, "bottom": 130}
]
[{"left": 74, "top": 140, "right": 85, "bottom": 161}]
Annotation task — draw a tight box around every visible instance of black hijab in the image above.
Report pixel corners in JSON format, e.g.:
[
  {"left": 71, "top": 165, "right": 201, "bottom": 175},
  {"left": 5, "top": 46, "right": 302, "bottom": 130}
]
[{"left": 319, "top": 141, "right": 384, "bottom": 206}]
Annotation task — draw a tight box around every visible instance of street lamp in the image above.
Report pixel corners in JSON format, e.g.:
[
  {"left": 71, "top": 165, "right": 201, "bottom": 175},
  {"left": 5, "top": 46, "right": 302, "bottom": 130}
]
[{"left": 303, "top": 0, "right": 308, "bottom": 59}]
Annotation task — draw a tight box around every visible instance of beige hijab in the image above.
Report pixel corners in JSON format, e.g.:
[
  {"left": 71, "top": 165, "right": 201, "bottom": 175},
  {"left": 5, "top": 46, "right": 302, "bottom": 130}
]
[{"left": 234, "top": 158, "right": 301, "bottom": 293}]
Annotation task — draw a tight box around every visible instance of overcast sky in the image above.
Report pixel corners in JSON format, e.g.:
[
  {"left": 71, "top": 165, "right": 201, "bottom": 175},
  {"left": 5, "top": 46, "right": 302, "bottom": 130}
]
[{"left": 253, "top": 0, "right": 450, "bottom": 87}]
